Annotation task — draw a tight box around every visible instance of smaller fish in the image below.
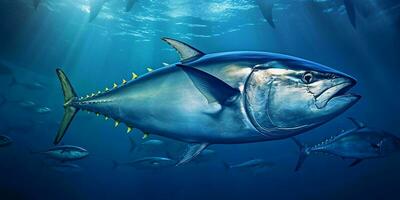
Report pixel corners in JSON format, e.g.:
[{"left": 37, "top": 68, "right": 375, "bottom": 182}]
[
  {"left": 132, "top": 139, "right": 165, "bottom": 153},
  {"left": 49, "top": 163, "right": 83, "bottom": 173},
  {"left": 35, "top": 106, "right": 52, "bottom": 114},
  {"left": 31, "top": 145, "right": 89, "bottom": 162},
  {"left": 223, "top": 159, "right": 275, "bottom": 171},
  {"left": 112, "top": 157, "right": 176, "bottom": 170},
  {"left": 292, "top": 118, "right": 400, "bottom": 171},
  {"left": 18, "top": 100, "right": 36, "bottom": 108},
  {"left": 9, "top": 77, "right": 46, "bottom": 90},
  {"left": 0, "top": 135, "right": 12, "bottom": 147}
]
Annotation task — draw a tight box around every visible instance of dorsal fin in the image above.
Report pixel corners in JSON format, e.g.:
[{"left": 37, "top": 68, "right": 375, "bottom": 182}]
[
  {"left": 161, "top": 37, "right": 205, "bottom": 62},
  {"left": 347, "top": 117, "right": 365, "bottom": 129}
]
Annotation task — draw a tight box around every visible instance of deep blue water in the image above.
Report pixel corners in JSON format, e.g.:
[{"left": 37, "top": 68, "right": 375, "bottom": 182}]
[{"left": 0, "top": 0, "right": 399, "bottom": 199}]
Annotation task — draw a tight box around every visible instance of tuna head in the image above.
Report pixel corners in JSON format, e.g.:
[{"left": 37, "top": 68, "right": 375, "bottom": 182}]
[{"left": 244, "top": 58, "right": 360, "bottom": 138}]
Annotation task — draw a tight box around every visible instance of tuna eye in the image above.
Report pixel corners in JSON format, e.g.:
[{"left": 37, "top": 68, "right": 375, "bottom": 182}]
[{"left": 302, "top": 72, "right": 313, "bottom": 84}]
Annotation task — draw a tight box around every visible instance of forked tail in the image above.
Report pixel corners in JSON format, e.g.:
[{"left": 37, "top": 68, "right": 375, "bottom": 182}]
[
  {"left": 291, "top": 137, "right": 309, "bottom": 172},
  {"left": 54, "top": 69, "right": 80, "bottom": 144}
]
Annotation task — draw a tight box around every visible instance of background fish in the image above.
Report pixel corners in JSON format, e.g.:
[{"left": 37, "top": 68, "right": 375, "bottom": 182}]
[
  {"left": 31, "top": 145, "right": 89, "bottom": 162},
  {"left": 112, "top": 157, "right": 176, "bottom": 170},
  {"left": 292, "top": 118, "right": 400, "bottom": 171}
]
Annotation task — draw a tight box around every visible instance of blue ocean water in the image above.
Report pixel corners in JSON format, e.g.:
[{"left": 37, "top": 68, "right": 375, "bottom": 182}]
[{"left": 0, "top": 0, "right": 399, "bottom": 199}]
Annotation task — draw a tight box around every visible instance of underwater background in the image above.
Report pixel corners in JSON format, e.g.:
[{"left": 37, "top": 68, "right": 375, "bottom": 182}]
[{"left": 0, "top": 0, "right": 399, "bottom": 199}]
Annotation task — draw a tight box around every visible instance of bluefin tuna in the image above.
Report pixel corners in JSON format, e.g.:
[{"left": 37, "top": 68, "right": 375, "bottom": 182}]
[
  {"left": 31, "top": 145, "right": 89, "bottom": 162},
  {"left": 112, "top": 157, "right": 176, "bottom": 170},
  {"left": 53, "top": 37, "right": 360, "bottom": 165},
  {"left": 45, "top": 162, "right": 83, "bottom": 173},
  {"left": 292, "top": 118, "right": 400, "bottom": 171},
  {"left": 223, "top": 159, "right": 275, "bottom": 171},
  {"left": 9, "top": 77, "right": 46, "bottom": 90}
]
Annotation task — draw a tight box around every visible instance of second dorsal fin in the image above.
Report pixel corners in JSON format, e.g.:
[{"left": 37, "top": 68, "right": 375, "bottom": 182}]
[{"left": 161, "top": 37, "right": 205, "bottom": 62}]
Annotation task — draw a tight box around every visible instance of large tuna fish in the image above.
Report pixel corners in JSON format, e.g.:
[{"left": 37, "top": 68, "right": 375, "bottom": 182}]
[{"left": 53, "top": 37, "right": 360, "bottom": 165}]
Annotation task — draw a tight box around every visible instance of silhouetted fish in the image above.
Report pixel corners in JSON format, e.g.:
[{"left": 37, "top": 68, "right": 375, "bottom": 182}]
[
  {"left": 49, "top": 163, "right": 83, "bottom": 173},
  {"left": 31, "top": 145, "right": 89, "bottom": 162},
  {"left": 223, "top": 159, "right": 275, "bottom": 171},
  {"left": 292, "top": 118, "right": 400, "bottom": 171},
  {"left": 9, "top": 76, "right": 46, "bottom": 90},
  {"left": 112, "top": 157, "right": 176, "bottom": 170}
]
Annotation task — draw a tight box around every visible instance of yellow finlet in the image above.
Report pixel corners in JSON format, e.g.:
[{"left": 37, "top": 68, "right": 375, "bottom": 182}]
[
  {"left": 113, "top": 83, "right": 118, "bottom": 88},
  {"left": 146, "top": 68, "right": 153, "bottom": 72},
  {"left": 142, "top": 133, "right": 149, "bottom": 139},
  {"left": 91, "top": 93, "right": 95, "bottom": 97},
  {"left": 127, "top": 127, "right": 132, "bottom": 133},
  {"left": 131, "top": 72, "right": 138, "bottom": 80},
  {"left": 105, "top": 116, "right": 109, "bottom": 120},
  {"left": 97, "top": 91, "right": 101, "bottom": 94},
  {"left": 105, "top": 87, "right": 109, "bottom": 91},
  {"left": 122, "top": 79, "right": 127, "bottom": 84},
  {"left": 86, "top": 95, "right": 90, "bottom": 98},
  {"left": 114, "top": 121, "right": 120, "bottom": 127},
  {"left": 96, "top": 113, "right": 100, "bottom": 116}
]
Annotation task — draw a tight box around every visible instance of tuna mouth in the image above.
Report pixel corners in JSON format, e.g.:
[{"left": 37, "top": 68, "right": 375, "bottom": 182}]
[{"left": 315, "top": 79, "right": 359, "bottom": 109}]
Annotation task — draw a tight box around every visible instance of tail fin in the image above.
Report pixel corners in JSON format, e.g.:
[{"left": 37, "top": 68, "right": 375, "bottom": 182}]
[
  {"left": 54, "top": 69, "right": 79, "bottom": 145},
  {"left": 112, "top": 161, "right": 119, "bottom": 170},
  {"left": 291, "top": 137, "right": 309, "bottom": 172},
  {"left": 128, "top": 137, "right": 136, "bottom": 153}
]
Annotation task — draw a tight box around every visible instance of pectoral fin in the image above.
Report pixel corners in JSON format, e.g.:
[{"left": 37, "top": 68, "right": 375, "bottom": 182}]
[
  {"left": 176, "top": 143, "right": 209, "bottom": 166},
  {"left": 177, "top": 64, "right": 240, "bottom": 105},
  {"left": 349, "top": 159, "right": 363, "bottom": 167},
  {"left": 161, "top": 37, "right": 205, "bottom": 62}
]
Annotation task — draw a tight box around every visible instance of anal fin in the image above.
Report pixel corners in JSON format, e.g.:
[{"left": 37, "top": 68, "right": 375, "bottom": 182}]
[{"left": 176, "top": 143, "right": 209, "bottom": 166}]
